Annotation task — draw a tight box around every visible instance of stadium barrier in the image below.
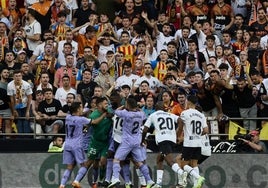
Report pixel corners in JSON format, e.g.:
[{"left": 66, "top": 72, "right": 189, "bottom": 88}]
[{"left": 0, "top": 153, "right": 267, "bottom": 188}]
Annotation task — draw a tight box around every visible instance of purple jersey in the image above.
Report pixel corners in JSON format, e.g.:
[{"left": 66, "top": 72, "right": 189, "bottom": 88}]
[
  {"left": 114, "top": 109, "right": 146, "bottom": 145},
  {"left": 65, "top": 114, "right": 91, "bottom": 150}
]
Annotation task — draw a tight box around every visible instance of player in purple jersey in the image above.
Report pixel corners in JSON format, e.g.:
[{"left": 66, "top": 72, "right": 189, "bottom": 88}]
[
  {"left": 108, "top": 97, "right": 155, "bottom": 188},
  {"left": 59, "top": 102, "right": 91, "bottom": 188}
]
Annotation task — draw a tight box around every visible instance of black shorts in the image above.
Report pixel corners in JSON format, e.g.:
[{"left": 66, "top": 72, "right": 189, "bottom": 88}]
[
  {"left": 158, "top": 141, "right": 177, "bottom": 155},
  {"left": 182, "top": 146, "right": 201, "bottom": 161}
]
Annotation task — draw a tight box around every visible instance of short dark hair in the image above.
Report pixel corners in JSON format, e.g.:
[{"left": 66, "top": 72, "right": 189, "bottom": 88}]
[
  {"left": 187, "top": 95, "right": 198, "bottom": 105},
  {"left": 86, "top": 25, "right": 96, "bottom": 33},
  {"left": 122, "top": 61, "right": 132, "bottom": 68},
  {"left": 70, "top": 102, "right": 81, "bottom": 114},
  {"left": 126, "top": 97, "right": 138, "bottom": 109},
  {"left": 141, "top": 80, "right": 149, "bottom": 86},
  {"left": 96, "top": 96, "right": 108, "bottom": 105}
]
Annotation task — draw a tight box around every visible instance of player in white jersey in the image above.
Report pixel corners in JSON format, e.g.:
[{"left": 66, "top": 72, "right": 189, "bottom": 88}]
[
  {"left": 177, "top": 95, "right": 208, "bottom": 188},
  {"left": 143, "top": 101, "right": 187, "bottom": 188}
]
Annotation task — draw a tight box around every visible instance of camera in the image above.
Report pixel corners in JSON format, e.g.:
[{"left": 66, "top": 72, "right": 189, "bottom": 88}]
[
  {"left": 234, "top": 134, "right": 252, "bottom": 141},
  {"left": 234, "top": 134, "right": 254, "bottom": 152}
]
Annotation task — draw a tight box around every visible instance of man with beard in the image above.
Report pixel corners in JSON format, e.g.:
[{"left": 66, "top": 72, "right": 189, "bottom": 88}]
[
  {"left": 24, "top": 8, "right": 41, "bottom": 55},
  {"left": 76, "top": 69, "right": 98, "bottom": 106}
]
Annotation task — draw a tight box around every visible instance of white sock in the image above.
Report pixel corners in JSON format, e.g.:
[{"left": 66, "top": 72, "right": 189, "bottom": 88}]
[
  {"left": 183, "top": 165, "right": 200, "bottom": 179},
  {"left": 156, "top": 169, "right": 164, "bottom": 184},
  {"left": 193, "top": 166, "right": 199, "bottom": 175},
  {"left": 136, "top": 168, "right": 146, "bottom": 185},
  {"left": 171, "top": 163, "right": 183, "bottom": 175}
]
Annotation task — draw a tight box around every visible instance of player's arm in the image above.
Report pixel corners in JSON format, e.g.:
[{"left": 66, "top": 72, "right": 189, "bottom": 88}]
[
  {"left": 177, "top": 118, "right": 184, "bottom": 143},
  {"left": 202, "top": 126, "right": 209, "bottom": 135},
  {"left": 142, "top": 126, "right": 149, "bottom": 144},
  {"left": 91, "top": 112, "right": 107, "bottom": 125}
]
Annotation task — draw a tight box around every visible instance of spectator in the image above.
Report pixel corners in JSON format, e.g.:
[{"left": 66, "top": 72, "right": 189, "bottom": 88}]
[
  {"left": 0, "top": 86, "right": 13, "bottom": 138},
  {"left": 7, "top": 70, "right": 33, "bottom": 135},
  {"left": 132, "top": 62, "right": 161, "bottom": 95},
  {"left": 232, "top": 75, "right": 257, "bottom": 130},
  {"left": 115, "top": 60, "right": 139, "bottom": 90},
  {"left": 24, "top": 8, "right": 41, "bottom": 55},
  {"left": 76, "top": 69, "right": 98, "bottom": 106},
  {"left": 30, "top": 0, "right": 52, "bottom": 32},
  {"left": 211, "top": 0, "right": 234, "bottom": 40},
  {"left": 94, "top": 62, "right": 115, "bottom": 94},
  {"left": 54, "top": 53, "right": 77, "bottom": 89},
  {"left": 30, "top": 90, "right": 44, "bottom": 139},
  {"left": 37, "top": 88, "right": 64, "bottom": 137},
  {"left": 239, "top": 130, "right": 267, "bottom": 152},
  {"left": 50, "top": 11, "right": 74, "bottom": 42},
  {"left": 72, "top": 0, "right": 94, "bottom": 27},
  {"left": 48, "top": 136, "right": 64, "bottom": 152},
  {"left": 0, "top": 68, "right": 10, "bottom": 89},
  {"left": 55, "top": 75, "right": 77, "bottom": 106}
]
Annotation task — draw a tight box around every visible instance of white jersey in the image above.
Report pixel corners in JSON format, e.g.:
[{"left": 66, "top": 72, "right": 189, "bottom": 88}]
[
  {"left": 180, "top": 108, "right": 207, "bottom": 147},
  {"left": 144, "top": 110, "right": 179, "bottom": 144},
  {"left": 112, "top": 115, "right": 123, "bottom": 143}
]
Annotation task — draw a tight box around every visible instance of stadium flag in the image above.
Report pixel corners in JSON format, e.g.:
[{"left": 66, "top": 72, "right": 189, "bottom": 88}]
[
  {"left": 260, "top": 122, "right": 268, "bottom": 140},
  {"left": 228, "top": 121, "right": 247, "bottom": 140}
]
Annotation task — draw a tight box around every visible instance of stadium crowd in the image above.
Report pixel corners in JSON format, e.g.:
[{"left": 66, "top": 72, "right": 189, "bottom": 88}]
[{"left": 0, "top": 0, "right": 268, "bottom": 187}]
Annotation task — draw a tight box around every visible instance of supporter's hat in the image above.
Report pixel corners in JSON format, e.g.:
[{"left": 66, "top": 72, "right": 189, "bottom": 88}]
[
  {"left": 250, "top": 130, "right": 259, "bottom": 137},
  {"left": 121, "top": 84, "right": 131, "bottom": 90},
  {"left": 14, "top": 37, "right": 22, "bottom": 41},
  {"left": 18, "top": 50, "right": 26, "bottom": 55}
]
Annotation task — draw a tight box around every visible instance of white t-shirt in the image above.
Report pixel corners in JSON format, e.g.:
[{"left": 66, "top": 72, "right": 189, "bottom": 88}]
[
  {"left": 57, "top": 40, "right": 78, "bottom": 66},
  {"left": 63, "top": 0, "right": 78, "bottom": 23},
  {"left": 180, "top": 108, "right": 207, "bottom": 147},
  {"left": 98, "top": 44, "right": 115, "bottom": 63},
  {"left": 7, "top": 80, "right": 33, "bottom": 109},
  {"left": 156, "top": 32, "right": 174, "bottom": 54},
  {"left": 54, "top": 87, "right": 77, "bottom": 106},
  {"left": 133, "top": 75, "right": 162, "bottom": 94},
  {"left": 115, "top": 74, "right": 140, "bottom": 89},
  {"left": 24, "top": 20, "right": 42, "bottom": 51},
  {"left": 144, "top": 110, "right": 179, "bottom": 144}
]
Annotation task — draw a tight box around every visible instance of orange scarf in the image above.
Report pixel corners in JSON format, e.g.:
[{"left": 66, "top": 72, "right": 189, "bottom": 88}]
[{"left": 262, "top": 50, "right": 268, "bottom": 76}]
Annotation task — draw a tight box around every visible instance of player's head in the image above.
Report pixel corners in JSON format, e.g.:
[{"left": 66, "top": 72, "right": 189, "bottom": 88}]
[
  {"left": 187, "top": 95, "right": 198, "bottom": 107},
  {"left": 70, "top": 102, "right": 82, "bottom": 115},
  {"left": 155, "top": 101, "right": 165, "bottom": 111},
  {"left": 125, "top": 97, "right": 138, "bottom": 110}
]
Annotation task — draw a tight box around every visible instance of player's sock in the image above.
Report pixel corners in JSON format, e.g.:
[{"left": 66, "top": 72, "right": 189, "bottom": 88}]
[
  {"left": 122, "top": 163, "right": 131, "bottom": 183},
  {"left": 99, "top": 166, "right": 106, "bottom": 182},
  {"left": 171, "top": 163, "right": 183, "bottom": 175},
  {"left": 75, "top": 166, "right": 88, "bottom": 182},
  {"left": 183, "top": 165, "right": 200, "bottom": 179},
  {"left": 60, "top": 169, "right": 72, "bottom": 185},
  {"left": 156, "top": 169, "right": 164, "bottom": 184},
  {"left": 136, "top": 168, "right": 146, "bottom": 185},
  {"left": 193, "top": 166, "right": 199, "bottom": 175},
  {"left": 112, "top": 161, "right": 121, "bottom": 180},
  {"left": 93, "top": 167, "right": 99, "bottom": 182},
  {"left": 139, "top": 164, "right": 153, "bottom": 182},
  {"left": 105, "top": 158, "right": 113, "bottom": 182}
]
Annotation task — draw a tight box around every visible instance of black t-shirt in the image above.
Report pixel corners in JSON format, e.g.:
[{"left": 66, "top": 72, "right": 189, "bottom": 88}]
[
  {"left": 77, "top": 81, "right": 98, "bottom": 105},
  {"left": 38, "top": 99, "right": 62, "bottom": 125},
  {"left": 192, "top": 83, "right": 216, "bottom": 112},
  {"left": 0, "top": 88, "right": 10, "bottom": 110},
  {"left": 233, "top": 85, "right": 256, "bottom": 108},
  {"left": 73, "top": 8, "right": 94, "bottom": 27}
]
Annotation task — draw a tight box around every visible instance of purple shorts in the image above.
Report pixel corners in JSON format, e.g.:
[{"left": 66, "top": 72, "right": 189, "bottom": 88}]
[
  {"left": 114, "top": 141, "right": 144, "bottom": 162},
  {"left": 63, "top": 148, "right": 87, "bottom": 165}
]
